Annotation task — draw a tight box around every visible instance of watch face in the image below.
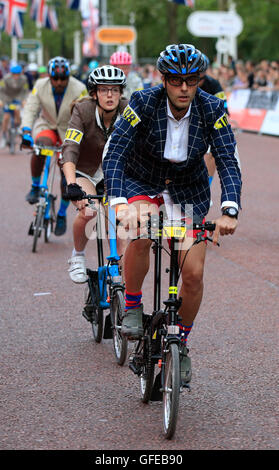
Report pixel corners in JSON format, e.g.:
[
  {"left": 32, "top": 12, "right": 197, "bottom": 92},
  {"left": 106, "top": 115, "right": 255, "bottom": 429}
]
[{"left": 224, "top": 207, "right": 238, "bottom": 217}]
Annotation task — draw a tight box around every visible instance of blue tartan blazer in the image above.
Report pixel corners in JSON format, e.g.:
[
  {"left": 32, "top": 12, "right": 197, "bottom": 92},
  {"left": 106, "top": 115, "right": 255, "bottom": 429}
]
[{"left": 103, "top": 84, "right": 242, "bottom": 219}]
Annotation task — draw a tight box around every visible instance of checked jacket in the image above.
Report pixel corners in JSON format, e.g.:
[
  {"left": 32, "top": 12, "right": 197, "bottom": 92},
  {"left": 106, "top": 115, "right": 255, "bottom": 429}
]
[{"left": 103, "top": 84, "right": 242, "bottom": 219}]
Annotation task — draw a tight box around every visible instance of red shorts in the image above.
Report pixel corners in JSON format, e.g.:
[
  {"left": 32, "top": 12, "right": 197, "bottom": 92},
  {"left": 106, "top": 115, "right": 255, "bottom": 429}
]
[
  {"left": 128, "top": 195, "right": 207, "bottom": 241},
  {"left": 35, "top": 129, "right": 62, "bottom": 146}
]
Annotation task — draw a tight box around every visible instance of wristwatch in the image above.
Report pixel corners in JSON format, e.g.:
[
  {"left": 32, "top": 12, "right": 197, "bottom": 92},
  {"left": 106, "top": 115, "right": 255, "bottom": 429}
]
[{"left": 222, "top": 207, "right": 238, "bottom": 219}]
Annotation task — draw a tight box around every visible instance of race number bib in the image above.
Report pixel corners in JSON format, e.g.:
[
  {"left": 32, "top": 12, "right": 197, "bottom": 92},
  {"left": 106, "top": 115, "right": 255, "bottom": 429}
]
[
  {"left": 214, "top": 113, "right": 229, "bottom": 130},
  {"left": 123, "top": 105, "right": 141, "bottom": 127},
  {"left": 64, "top": 128, "right": 83, "bottom": 144}
]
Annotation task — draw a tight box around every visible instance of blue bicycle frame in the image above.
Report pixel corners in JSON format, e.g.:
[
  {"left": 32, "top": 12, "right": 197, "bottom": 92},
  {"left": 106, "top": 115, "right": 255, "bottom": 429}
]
[{"left": 97, "top": 205, "right": 121, "bottom": 308}]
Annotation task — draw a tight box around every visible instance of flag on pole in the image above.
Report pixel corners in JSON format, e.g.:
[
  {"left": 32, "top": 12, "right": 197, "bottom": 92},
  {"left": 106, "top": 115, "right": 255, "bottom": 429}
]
[
  {"left": 67, "top": 0, "right": 80, "bottom": 9},
  {"left": 0, "top": 2, "right": 5, "bottom": 31},
  {"left": 171, "top": 0, "right": 195, "bottom": 7},
  {"left": 30, "top": 0, "right": 58, "bottom": 30},
  {"left": 1, "top": 0, "right": 28, "bottom": 37}
]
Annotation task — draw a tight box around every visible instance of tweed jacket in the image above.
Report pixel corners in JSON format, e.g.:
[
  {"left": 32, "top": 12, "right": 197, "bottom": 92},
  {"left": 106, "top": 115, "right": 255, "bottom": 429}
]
[
  {"left": 103, "top": 85, "right": 242, "bottom": 218},
  {"left": 62, "top": 97, "right": 128, "bottom": 178},
  {"left": 21, "top": 76, "right": 87, "bottom": 141}
]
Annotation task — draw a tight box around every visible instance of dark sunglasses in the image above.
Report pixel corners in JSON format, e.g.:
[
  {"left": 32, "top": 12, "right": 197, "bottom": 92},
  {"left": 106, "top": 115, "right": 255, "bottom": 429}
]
[
  {"left": 166, "top": 74, "right": 200, "bottom": 87},
  {"left": 52, "top": 74, "right": 68, "bottom": 81}
]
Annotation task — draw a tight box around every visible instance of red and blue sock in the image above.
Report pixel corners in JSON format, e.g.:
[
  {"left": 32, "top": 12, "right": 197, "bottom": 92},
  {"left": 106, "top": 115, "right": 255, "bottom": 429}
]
[
  {"left": 125, "top": 291, "right": 142, "bottom": 312},
  {"left": 177, "top": 322, "right": 193, "bottom": 344}
]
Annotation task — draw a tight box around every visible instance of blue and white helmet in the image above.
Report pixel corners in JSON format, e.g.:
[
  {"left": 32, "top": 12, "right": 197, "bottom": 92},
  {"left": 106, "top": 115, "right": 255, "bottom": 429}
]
[
  {"left": 157, "top": 44, "right": 207, "bottom": 75},
  {"left": 48, "top": 56, "right": 70, "bottom": 78}
]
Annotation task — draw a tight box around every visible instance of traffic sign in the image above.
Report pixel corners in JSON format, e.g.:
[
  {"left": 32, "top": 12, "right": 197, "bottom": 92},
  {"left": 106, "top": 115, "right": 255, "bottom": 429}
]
[
  {"left": 18, "top": 39, "right": 41, "bottom": 54},
  {"left": 187, "top": 11, "right": 243, "bottom": 37},
  {"left": 95, "top": 26, "right": 137, "bottom": 45}
]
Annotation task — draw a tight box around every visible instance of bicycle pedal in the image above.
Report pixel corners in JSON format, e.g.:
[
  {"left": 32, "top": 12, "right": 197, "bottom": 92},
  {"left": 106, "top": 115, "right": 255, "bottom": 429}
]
[
  {"left": 28, "top": 223, "right": 34, "bottom": 236},
  {"left": 82, "top": 309, "right": 92, "bottom": 323}
]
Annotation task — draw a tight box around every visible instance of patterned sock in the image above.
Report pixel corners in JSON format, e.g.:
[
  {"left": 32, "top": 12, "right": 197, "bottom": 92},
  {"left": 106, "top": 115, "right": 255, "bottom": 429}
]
[
  {"left": 177, "top": 322, "right": 193, "bottom": 344},
  {"left": 125, "top": 291, "right": 142, "bottom": 311},
  {"left": 58, "top": 198, "right": 70, "bottom": 217},
  {"left": 32, "top": 176, "right": 40, "bottom": 187}
]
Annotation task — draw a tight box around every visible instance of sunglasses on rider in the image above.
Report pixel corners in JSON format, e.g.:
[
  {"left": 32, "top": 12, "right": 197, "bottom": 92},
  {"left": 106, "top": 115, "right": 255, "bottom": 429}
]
[
  {"left": 51, "top": 74, "right": 68, "bottom": 81},
  {"left": 166, "top": 74, "right": 200, "bottom": 87}
]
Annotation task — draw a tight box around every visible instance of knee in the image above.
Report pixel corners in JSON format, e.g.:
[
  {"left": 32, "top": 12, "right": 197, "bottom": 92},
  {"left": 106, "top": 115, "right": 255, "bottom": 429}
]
[
  {"left": 131, "top": 239, "right": 152, "bottom": 256},
  {"left": 181, "top": 266, "right": 204, "bottom": 293}
]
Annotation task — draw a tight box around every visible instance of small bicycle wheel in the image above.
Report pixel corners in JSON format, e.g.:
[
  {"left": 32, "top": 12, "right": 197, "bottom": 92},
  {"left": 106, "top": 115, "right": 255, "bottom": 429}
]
[
  {"left": 44, "top": 194, "right": 56, "bottom": 243},
  {"left": 32, "top": 205, "right": 44, "bottom": 253},
  {"left": 44, "top": 218, "right": 52, "bottom": 243},
  {"left": 162, "top": 342, "right": 180, "bottom": 439},
  {"left": 139, "top": 334, "right": 155, "bottom": 403},
  {"left": 110, "top": 289, "right": 127, "bottom": 366},
  {"left": 84, "top": 272, "right": 103, "bottom": 343}
]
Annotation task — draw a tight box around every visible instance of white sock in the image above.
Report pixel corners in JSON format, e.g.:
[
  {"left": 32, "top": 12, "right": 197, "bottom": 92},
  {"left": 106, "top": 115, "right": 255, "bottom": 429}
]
[{"left": 72, "top": 248, "right": 85, "bottom": 257}]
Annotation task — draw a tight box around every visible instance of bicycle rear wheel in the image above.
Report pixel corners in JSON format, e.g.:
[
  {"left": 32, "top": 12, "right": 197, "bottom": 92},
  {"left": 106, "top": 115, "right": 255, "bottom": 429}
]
[
  {"left": 32, "top": 205, "right": 44, "bottom": 253},
  {"left": 139, "top": 334, "right": 155, "bottom": 403},
  {"left": 162, "top": 342, "right": 180, "bottom": 439},
  {"left": 9, "top": 127, "right": 16, "bottom": 154},
  {"left": 110, "top": 289, "right": 127, "bottom": 365}
]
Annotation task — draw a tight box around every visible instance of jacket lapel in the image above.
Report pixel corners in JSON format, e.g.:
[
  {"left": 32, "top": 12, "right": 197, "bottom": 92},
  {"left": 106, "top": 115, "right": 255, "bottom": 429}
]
[
  {"left": 187, "top": 98, "right": 203, "bottom": 161},
  {"left": 154, "top": 97, "right": 168, "bottom": 158}
]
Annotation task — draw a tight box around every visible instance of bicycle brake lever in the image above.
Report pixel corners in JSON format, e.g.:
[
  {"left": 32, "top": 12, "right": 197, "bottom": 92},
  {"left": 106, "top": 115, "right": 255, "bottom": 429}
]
[{"left": 205, "top": 236, "right": 220, "bottom": 246}]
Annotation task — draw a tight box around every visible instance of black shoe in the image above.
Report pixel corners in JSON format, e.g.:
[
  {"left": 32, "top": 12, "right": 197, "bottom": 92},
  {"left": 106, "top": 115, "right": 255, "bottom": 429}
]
[
  {"left": 26, "top": 185, "right": 40, "bottom": 204},
  {"left": 54, "top": 215, "right": 67, "bottom": 236}
]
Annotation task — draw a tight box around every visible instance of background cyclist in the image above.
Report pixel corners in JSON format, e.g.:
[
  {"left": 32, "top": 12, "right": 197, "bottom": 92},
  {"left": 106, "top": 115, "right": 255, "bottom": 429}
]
[
  {"left": 103, "top": 43, "right": 242, "bottom": 386},
  {"left": 21, "top": 56, "right": 87, "bottom": 236},
  {"left": 62, "top": 65, "right": 128, "bottom": 284},
  {"left": 0, "top": 64, "right": 29, "bottom": 148},
  {"left": 110, "top": 50, "right": 143, "bottom": 100}
]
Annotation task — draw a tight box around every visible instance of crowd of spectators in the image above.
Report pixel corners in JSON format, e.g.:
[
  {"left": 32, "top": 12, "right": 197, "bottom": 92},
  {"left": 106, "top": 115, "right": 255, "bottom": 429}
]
[
  {"left": 2, "top": 54, "right": 279, "bottom": 96},
  {"left": 205, "top": 56, "right": 279, "bottom": 94}
]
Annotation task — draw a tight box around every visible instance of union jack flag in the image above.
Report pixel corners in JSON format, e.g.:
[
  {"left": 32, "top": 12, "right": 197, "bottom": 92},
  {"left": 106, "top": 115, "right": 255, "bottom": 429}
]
[
  {"left": 30, "top": 0, "right": 58, "bottom": 30},
  {"left": 171, "top": 0, "right": 195, "bottom": 7},
  {"left": 67, "top": 0, "right": 80, "bottom": 9},
  {"left": 1, "top": 0, "right": 28, "bottom": 37}
]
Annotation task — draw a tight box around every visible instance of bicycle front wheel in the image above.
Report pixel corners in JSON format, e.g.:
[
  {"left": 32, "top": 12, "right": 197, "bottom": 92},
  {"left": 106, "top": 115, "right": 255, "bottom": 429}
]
[
  {"left": 110, "top": 289, "right": 127, "bottom": 365},
  {"left": 162, "top": 342, "right": 180, "bottom": 439},
  {"left": 32, "top": 205, "right": 44, "bottom": 253},
  {"left": 44, "top": 194, "right": 56, "bottom": 243}
]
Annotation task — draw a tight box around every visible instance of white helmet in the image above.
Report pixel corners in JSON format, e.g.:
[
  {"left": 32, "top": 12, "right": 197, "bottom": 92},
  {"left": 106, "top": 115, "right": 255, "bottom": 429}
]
[
  {"left": 27, "top": 62, "right": 38, "bottom": 72},
  {"left": 87, "top": 65, "right": 126, "bottom": 92}
]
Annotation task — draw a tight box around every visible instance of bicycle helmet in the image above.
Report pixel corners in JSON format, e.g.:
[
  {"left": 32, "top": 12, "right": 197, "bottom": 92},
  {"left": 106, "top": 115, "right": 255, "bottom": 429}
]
[
  {"left": 110, "top": 51, "right": 132, "bottom": 66},
  {"left": 87, "top": 65, "right": 127, "bottom": 93},
  {"left": 157, "top": 44, "right": 207, "bottom": 75},
  {"left": 10, "top": 64, "right": 22, "bottom": 74},
  {"left": 48, "top": 56, "right": 70, "bottom": 78}
]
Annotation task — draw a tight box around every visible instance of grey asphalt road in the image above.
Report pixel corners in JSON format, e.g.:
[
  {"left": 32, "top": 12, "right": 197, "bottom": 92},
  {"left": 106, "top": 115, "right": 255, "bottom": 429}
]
[{"left": 0, "top": 131, "right": 278, "bottom": 451}]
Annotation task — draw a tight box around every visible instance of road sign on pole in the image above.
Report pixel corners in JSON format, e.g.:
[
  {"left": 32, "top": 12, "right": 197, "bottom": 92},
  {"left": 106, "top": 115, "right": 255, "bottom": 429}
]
[
  {"left": 187, "top": 11, "right": 243, "bottom": 37},
  {"left": 95, "top": 26, "right": 137, "bottom": 45},
  {"left": 17, "top": 39, "right": 41, "bottom": 54}
]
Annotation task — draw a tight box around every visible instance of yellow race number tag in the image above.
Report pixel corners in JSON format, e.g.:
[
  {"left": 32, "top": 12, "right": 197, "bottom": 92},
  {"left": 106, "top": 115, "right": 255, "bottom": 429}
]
[
  {"left": 163, "top": 226, "right": 186, "bottom": 238},
  {"left": 123, "top": 105, "right": 141, "bottom": 127},
  {"left": 214, "top": 113, "right": 229, "bottom": 130},
  {"left": 41, "top": 149, "right": 54, "bottom": 156},
  {"left": 65, "top": 128, "right": 83, "bottom": 144}
]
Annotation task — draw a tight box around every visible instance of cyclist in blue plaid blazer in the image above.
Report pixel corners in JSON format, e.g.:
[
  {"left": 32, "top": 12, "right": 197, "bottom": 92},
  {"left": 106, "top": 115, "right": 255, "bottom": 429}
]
[{"left": 103, "top": 44, "right": 242, "bottom": 385}]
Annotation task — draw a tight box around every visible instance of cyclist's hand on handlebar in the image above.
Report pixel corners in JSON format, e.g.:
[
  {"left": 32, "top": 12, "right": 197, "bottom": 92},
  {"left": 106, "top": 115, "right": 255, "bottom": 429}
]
[
  {"left": 21, "top": 133, "right": 34, "bottom": 148},
  {"left": 21, "top": 127, "right": 34, "bottom": 149},
  {"left": 64, "top": 183, "right": 87, "bottom": 208},
  {"left": 211, "top": 215, "right": 238, "bottom": 245}
]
